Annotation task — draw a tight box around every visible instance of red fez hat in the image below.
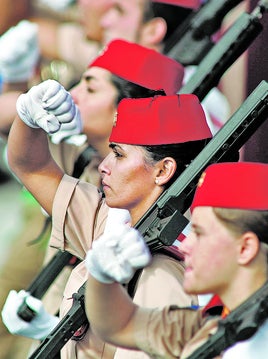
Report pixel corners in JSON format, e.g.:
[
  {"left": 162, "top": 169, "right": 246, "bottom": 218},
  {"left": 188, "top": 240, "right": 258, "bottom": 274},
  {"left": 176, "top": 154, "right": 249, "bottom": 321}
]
[
  {"left": 109, "top": 94, "right": 212, "bottom": 145},
  {"left": 88, "top": 39, "right": 184, "bottom": 95},
  {"left": 152, "top": 0, "right": 201, "bottom": 9},
  {"left": 192, "top": 162, "right": 268, "bottom": 211}
]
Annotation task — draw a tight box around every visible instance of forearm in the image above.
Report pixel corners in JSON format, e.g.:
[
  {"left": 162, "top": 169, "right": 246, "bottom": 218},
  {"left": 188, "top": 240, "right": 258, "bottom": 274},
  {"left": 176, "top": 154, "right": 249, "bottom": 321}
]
[
  {"left": 31, "top": 17, "right": 61, "bottom": 60},
  {"left": 0, "top": 0, "right": 29, "bottom": 35},
  {"left": 8, "top": 116, "right": 49, "bottom": 171},
  {"left": 0, "top": 92, "right": 22, "bottom": 140},
  {"left": 2, "top": 82, "right": 28, "bottom": 93},
  {"left": 7, "top": 116, "right": 63, "bottom": 214},
  {"left": 85, "top": 275, "right": 138, "bottom": 349}
]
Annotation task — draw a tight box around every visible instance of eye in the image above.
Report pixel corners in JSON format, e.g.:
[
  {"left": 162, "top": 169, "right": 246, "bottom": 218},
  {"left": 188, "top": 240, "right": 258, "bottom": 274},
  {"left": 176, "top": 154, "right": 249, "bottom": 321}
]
[
  {"left": 193, "top": 229, "right": 203, "bottom": 240},
  {"left": 113, "top": 4, "right": 124, "bottom": 15},
  {"left": 86, "top": 86, "right": 95, "bottom": 94},
  {"left": 113, "top": 148, "right": 123, "bottom": 158},
  {"left": 190, "top": 225, "right": 201, "bottom": 240}
]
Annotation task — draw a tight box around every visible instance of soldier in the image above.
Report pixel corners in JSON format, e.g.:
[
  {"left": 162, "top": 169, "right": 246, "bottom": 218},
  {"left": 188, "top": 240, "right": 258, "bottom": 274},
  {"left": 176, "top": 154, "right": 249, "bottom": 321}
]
[{"left": 5, "top": 89, "right": 212, "bottom": 358}]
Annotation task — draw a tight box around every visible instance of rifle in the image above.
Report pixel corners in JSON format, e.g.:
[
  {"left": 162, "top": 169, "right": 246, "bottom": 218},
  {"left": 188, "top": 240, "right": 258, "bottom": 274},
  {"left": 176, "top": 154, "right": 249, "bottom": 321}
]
[
  {"left": 186, "top": 281, "right": 268, "bottom": 359},
  {"left": 178, "top": 0, "right": 267, "bottom": 101},
  {"left": 164, "top": 0, "right": 244, "bottom": 65},
  {"left": 29, "top": 79, "right": 268, "bottom": 358},
  {"left": 17, "top": 250, "right": 75, "bottom": 321}
]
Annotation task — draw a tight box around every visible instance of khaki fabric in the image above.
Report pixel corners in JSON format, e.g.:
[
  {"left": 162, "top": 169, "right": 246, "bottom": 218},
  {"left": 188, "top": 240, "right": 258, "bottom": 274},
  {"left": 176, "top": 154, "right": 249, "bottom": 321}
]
[{"left": 135, "top": 305, "right": 221, "bottom": 359}]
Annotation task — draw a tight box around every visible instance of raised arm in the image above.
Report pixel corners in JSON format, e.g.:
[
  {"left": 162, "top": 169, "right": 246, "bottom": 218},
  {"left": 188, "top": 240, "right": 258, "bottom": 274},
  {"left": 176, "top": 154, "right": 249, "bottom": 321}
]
[
  {"left": 85, "top": 225, "right": 151, "bottom": 348},
  {"left": 7, "top": 79, "right": 82, "bottom": 215},
  {"left": 0, "top": 92, "right": 21, "bottom": 140}
]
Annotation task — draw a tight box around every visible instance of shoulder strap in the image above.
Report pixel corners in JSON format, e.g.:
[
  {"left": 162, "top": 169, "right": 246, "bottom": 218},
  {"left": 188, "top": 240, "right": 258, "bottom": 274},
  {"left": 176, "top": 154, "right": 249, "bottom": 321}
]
[
  {"left": 72, "top": 145, "right": 97, "bottom": 178},
  {"left": 127, "top": 246, "right": 184, "bottom": 298}
]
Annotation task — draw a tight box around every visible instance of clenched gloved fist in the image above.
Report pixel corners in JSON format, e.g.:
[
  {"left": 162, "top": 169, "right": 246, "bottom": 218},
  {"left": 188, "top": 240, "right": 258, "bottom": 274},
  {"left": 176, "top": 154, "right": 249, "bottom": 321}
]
[
  {"left": 85, "top": 225, "right": 151, "bottom": 284},
  {"left": 49, "top": 125, "right": 85, "bottom": 145},
  {"left": 1, "top": 290, "right": 59, "bottom": 340},
  {"left": 0, "top": 20, "right": 39, "bottom": 82},
  {"left": 16, "top": 79, "right": 82, "bottom": 134}
]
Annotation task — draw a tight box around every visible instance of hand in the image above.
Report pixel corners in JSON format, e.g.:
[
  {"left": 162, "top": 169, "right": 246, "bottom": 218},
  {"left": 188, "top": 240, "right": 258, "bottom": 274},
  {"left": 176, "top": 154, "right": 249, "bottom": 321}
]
[
  {"left": 49, "top": 123, "right": 84, "bottom": 144},
  {"left": 16, "top": 79, "right": 82, "bottom": 134},
  {"left": 0, "top": 20, "right": 39, "bottom": 82},
  {"left": 103, "top": 208, "right": 131, "bottom": 234},
  {"left": 1, "top": 290, "right": 59, "bottom": 340},
  {"left": 85, "top": 225, "right": 151, "bottom": 284}
]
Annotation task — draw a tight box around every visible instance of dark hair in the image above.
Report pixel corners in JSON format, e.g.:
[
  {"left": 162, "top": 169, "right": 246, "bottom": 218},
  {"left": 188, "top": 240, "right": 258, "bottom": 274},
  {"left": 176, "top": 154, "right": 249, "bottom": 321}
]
[
  {"left": 213, "top": 208, "right": 268, "bottom": 245},
  {"left": 143, "top": 2, "right": 193, "bottom": 43},
  {"left": 111, "top": 74, "right": 166, "bottom": 105},
  {"left": 143, "top": 139, "right": 211, "bottom": 188}
]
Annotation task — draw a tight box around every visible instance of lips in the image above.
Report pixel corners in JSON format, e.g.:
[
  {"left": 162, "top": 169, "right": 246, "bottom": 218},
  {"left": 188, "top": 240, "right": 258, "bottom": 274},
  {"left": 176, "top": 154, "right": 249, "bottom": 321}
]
[
  {"left": 184, "top": 263, "right": 193, "bottom": 273},
  {"left": 102, "top": 181, "right": 110, "bottom": 191}
]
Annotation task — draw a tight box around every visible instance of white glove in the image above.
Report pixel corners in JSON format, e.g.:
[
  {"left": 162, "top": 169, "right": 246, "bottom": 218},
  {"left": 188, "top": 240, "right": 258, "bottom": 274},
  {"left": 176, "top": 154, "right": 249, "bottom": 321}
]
[
  {"left": 16, "top": 79, "right": 82, "bottom": 134},
  {"left": 49, "top": 124, "right": 85, "bottom": 144},
  {"left": 38, "top": 0, "right": 75, "bottom": 12},
  {"left": 85, "top": 225, "right": 151, "bottom": 284},
  {"left": 1, "top": 290, "right": 59, "bottom": 340},
  {"left": 0, "top": 20, "right": 39, "bottom": 82},
  {"left": 103, "top": 208, "right": 131, "bottom": 235}
]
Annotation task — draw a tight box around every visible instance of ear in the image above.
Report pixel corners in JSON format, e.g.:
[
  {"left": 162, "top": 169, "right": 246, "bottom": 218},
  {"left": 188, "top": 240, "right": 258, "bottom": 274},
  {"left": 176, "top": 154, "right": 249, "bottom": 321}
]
[
  {"left": 154, "top": 157, "right": 177, "bottom": 186},
  {"left": 139, "top": 17, "right": 167, "bottom": 49},
  {"left": 237, "top": 232, "right": 260, "bottom": 265}
]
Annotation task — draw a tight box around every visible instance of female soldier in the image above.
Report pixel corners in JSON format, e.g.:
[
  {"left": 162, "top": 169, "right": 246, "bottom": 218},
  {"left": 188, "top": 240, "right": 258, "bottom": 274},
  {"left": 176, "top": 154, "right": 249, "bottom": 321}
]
[
  {"left": 6, "top": 87, "right": 212, "bottom": 358},
  {"left": 1, "top": 38, "right": 185, "bottom": 359}
]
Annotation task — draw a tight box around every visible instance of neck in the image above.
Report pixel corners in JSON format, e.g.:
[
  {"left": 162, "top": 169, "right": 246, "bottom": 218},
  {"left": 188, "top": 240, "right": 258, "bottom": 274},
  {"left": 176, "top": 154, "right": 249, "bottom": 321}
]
[
  {"left": 220, "top": 271, "right": 267, "bottom": 311},
  {"left": 130, "top": 187, "right": 164, "bottom": 227}
]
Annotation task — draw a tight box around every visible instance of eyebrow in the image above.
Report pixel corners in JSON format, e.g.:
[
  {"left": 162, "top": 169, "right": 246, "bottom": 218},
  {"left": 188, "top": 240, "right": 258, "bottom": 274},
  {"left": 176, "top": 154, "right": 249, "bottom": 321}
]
[
  {"left": 191, "top": 223, "right": 203, "bottom": 232},
  {"left": 109, "top": 143, "right": 124, "bottom": 151},
  {"left": 83, "top": 74, "right": 96, "bottom": 83}
]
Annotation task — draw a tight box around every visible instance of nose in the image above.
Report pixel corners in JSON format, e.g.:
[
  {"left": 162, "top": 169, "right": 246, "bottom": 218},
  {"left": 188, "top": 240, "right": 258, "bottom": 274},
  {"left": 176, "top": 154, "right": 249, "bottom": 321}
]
[
  {"left": 179, "top": 231, "right": 194, "bottom": 256},
  {"left": 100, "top": 8, "right": 114, "bottom": 29},
  {"left": 98, "top": 152, "right": 113, "bottom": 175},
  {"left": 70, "top": 86, "right": 79, "bottom": 105}
]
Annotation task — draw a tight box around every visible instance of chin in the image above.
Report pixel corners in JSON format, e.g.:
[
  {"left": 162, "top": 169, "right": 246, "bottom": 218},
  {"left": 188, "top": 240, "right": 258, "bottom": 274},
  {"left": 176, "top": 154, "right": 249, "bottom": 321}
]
[{"left": 184, "top": 281, "right": 204, "bottom": 295}]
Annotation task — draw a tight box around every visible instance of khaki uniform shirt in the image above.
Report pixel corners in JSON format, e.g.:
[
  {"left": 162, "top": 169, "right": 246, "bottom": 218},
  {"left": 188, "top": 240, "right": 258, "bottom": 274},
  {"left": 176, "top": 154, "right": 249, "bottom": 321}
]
[
  {"left": 42, "top": 142, "right": 101, "bottom": 314},
  {"left": 135, "top": 305, "right": 222, "bottom": 358},
  {"left": 50, "top": 175, "right": 197, "bottom": 358}
]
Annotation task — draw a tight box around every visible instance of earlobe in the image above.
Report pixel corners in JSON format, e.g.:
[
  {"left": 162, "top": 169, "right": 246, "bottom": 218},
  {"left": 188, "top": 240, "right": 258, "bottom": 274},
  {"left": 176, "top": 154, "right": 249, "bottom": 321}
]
[
  {"left": 155, "top": 158, "right": 177, "bottom": 186},
  {"left": 140, "top": 17, "right": 167, "bottom": 49}
]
